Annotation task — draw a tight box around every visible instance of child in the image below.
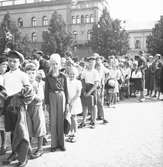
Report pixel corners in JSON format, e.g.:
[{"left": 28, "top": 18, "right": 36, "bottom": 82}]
[
  {"left": 45, "top": 53, "right": 69, "bottom": 152},
  {"left": 0, "top": 56, "right": 8, "bottom": 155},
  {"left": 25, "top": 62, "right": 46, "bottom": 158},
  {"left": 3, "top": 50, "right": 33, "bottom": 167},
  {"left": 66, "top": 67, "right": 82, "bottom": 142}
]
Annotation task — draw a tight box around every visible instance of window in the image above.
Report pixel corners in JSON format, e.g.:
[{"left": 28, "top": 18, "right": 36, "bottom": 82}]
[
  {"left": 42, "top": 16, "right": 48, "bottom": 26},
  {"left": 72, "top": 16, "right": 76, "bottom": 24},
  {"left": 90, "top": 14, "right": 94, "bottom": 23},
  {"left": 18, "top": 17, "right": 23, "bottom": 28},
  {"left": 87, "top": 30, "right": 92, "bottom": 40},
  {"left": 31, "top": 17, "right": 37, "bottom": 27},
  {"left": 85, "top": 15, "right": 90, "bottom": 23},
  {"left": 81, "top": 15, "right": 84, "bottom": 24},
  {"left": 135, "top": 40, "right": 141, "bottom": 49},
  {"left": 32, "top": 32, "right": 37, "bottom": 42},
  {"left": 76, "top": 15, "right": 80, "bottom": 24},
  {"left": 73, "top": 31, "right": 78, "bottom": 40}
]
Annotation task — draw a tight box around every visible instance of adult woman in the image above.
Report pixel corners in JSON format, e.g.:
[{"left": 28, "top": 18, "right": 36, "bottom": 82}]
[{"left": 45, "top": 53, "right": 68, "bottom": 152}]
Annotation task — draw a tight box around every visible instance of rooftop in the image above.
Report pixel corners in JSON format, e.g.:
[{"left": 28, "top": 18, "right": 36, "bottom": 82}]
[{"left": 0, "top": 0, "right": 70, "bottom": 7}]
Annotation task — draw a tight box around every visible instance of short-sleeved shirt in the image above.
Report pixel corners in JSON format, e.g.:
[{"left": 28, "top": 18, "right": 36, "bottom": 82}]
[
  {"left": 4, "top": 69, "right": 30, "bottom": 96},
  {"left": 82, "top": 69, "right": 99, "bottom": 85}
]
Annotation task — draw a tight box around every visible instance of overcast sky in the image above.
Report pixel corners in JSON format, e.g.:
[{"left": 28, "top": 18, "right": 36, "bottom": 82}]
[{"left": 109, "top": 0, "right": 162, "bottom": 29}]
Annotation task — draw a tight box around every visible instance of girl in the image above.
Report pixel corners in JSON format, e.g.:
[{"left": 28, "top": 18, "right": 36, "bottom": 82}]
[
  {"left": 67, "top": 67, "right": 82, "bottom": 142},
  {"left": 45, "top": 53, "right": 69, "bottom": 152}
]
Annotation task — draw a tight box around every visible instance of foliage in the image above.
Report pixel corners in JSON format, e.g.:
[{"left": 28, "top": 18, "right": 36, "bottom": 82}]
[
  {"left": 146, "top": 17, "right": 163, "bottom": 55},
  {"left": 41, "top": 11, "right": 73, "bottom": 56},
  {"left": 90, "top": 8, "right": 129, "bottom": 58},
  {"left": 0, "top": 12, "right": 32, "bottom": 57}
]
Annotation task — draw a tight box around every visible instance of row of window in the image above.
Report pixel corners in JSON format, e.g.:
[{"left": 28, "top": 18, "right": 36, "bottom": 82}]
[
  {"left": 72, "top": 14, "right": 95, "bottom": 24},
  {"left": 18, "top": 14, "right": 95, "bottom": 28},
  {"left": 72, "top": 30, "right": 92, "bottom": 40},
  {"left": 18, "top": 16, "right": 48, "bottom": 28},
  {"left": 31, "top": 30, "right": 92, "bottom": 42}
]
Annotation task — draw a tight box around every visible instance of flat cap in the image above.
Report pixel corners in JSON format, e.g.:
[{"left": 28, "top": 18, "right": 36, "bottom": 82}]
[{"left": 7, "top": 50, "right": 24, "bottom": 63}]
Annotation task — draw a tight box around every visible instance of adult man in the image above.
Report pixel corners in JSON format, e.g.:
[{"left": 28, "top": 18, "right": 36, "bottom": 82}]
[
  {"left": 135, "top": 51, "right": 147, "bottom": 102},
  {"left": 95, "top": 53, "right": 109, "bottom": 124}
]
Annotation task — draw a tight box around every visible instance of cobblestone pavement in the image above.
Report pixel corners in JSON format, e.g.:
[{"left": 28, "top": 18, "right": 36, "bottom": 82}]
[{"left": 1, "top": 98, "right": 163, "bottom": 167}]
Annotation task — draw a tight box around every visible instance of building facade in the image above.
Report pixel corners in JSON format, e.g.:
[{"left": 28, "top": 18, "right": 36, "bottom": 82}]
[
  {"left": 0, "top": 0, "right": 154, "bottom": 56},
  {"left": 0, "top": 0, "right": 109, "bottom": 54},
  {"left": 128, "top": 29, "right": 152, "bottom": 52}
]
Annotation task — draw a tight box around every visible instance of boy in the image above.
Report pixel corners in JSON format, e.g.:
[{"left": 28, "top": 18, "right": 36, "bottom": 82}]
[
  {"left": 25, "top": 62, "right": 46, "bottom": 158},
  {"left": 3, "top": 50, "right": 34, "bottom": 167}
]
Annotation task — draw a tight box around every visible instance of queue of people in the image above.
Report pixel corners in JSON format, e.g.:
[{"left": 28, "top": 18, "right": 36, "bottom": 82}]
[{"left": 0, "top": 49, "right": 163, "bottom": 167}]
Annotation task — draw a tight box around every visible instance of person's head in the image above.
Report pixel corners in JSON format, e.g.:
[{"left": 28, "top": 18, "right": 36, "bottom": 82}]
[
  {"left": 148, "top": 55, "right": 153, "bottom": 62},
  {"left": 7, "top": 50, "right": 24, "bottom": 71},
  {"left": 155, "top": 54, "right": 161, "bottom": 61},
  {"left": 61, "top": 57, "right": 66, "bottom": 69},
  {"left": 87, "top": 56, "right": 96, "bottom": 69},
  {"left": 124, "top": 61, "right": 129, "bottom": 68},
  {"left": 68, "top": 66, "right": 78, "bottom": 81},
  {"left": 49, "top": 53, "right": 61, "bottom": 73},
  {"left": 25, "top": 63, "right": 37, "bottom": 82},
  {"left": 36, "top": 70, "right": 45, "bottom": 82},
  {"left": 32, "top": 50, "right": 44, "bottom": 61},
  {"left": 0, "top": 55, "right": 8, "bottom": 75},
  {"left": 132, "top": 61, "right": 138, "bottom": 70},
  {"left": 95, "top": 53, "right": 104, "bottom": 65}
]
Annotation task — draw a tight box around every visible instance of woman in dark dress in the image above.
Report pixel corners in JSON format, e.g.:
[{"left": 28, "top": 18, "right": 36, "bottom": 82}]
[{"left": 45, "top": 53, "right": 69, "bottom": 152}]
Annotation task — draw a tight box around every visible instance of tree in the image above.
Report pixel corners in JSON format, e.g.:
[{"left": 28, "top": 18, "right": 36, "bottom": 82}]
[
  {"left": 0, "top": 12, "right": 31, "bottom": 57},
  {"left": 90, "top": 8, "right": 129, "bottom": 58},
  {"left": 41, "top": 11, "right": 73, "bottom": 56},
  {"left": 146, "top": 16, "right": 163, "bottom": 55}
]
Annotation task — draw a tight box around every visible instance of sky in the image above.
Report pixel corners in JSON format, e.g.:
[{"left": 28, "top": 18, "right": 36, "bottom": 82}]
[{"left": 109, "top": 0, "right": 163, "bottom": 30}]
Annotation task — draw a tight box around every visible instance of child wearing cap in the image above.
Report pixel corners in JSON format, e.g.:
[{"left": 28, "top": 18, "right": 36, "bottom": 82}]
[
  {"left": 0, "top": 56, "right": 8, "bottom": 155},
  {"left": 78, "top": 56, "right": 100, "bottom": 129},
  {"left": 3, "top": 50, "right": 34, "bottom": 167},
  {"left": 25, "top": 62, "right": 46, "bottom": 158}
]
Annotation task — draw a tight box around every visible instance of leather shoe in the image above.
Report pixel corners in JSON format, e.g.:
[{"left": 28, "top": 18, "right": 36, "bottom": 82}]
[
  {"left": 60, "top": 147, "right": 66, "bottom": 151},
  {"left": 2, "top": 152, "right": 17, "bottom": 165},
  {"left": 28, "top": 152, "right": 38, "bottom": 160},
  {"left": 51, "top": 147, "right": 57, "bottom": 152},
  {"left": 34, "top": 149, "right": 44, "bottom": 158},
  {"left": 103, "top": 119, "right": 109, "bottom": 124},
  {"left": 16, "top": 160, "right": 28, "bottom": 167}
]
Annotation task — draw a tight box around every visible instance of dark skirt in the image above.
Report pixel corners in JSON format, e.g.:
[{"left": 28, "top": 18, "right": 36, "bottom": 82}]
[
  {"left": 49, "top": 91, "right": 65, "bottom": 148},
  {"left": 130, "top": 78, "right": 143, "bottom": 91}
]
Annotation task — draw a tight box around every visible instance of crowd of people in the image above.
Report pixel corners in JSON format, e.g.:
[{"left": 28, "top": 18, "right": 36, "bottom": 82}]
[{"left": 0, "top": 49, "right": 163, "bottom": 167}]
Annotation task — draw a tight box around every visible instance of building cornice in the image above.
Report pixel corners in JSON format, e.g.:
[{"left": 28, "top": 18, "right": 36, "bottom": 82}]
[
  {"left": 0, "top": 0, "right": 70, "bottom": 11},
  {"left": 127, "top": 29, "right": 152, "bottom": 33}
]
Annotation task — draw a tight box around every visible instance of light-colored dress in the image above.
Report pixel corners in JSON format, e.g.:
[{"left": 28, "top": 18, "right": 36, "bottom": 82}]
[
  {"left": 108, "top": 69, "right": 120, "bottom": 93},
  {"left": 67, "top": 79, "right": 82, "bottom": 115}
]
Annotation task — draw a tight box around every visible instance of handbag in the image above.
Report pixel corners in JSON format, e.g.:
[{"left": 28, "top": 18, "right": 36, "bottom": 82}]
[
  {"left": 64, "top": 108, "right": 71, "bottom": 135},
  {"left": 85, "top": 95, "right": 94, "bottom": 107}
]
